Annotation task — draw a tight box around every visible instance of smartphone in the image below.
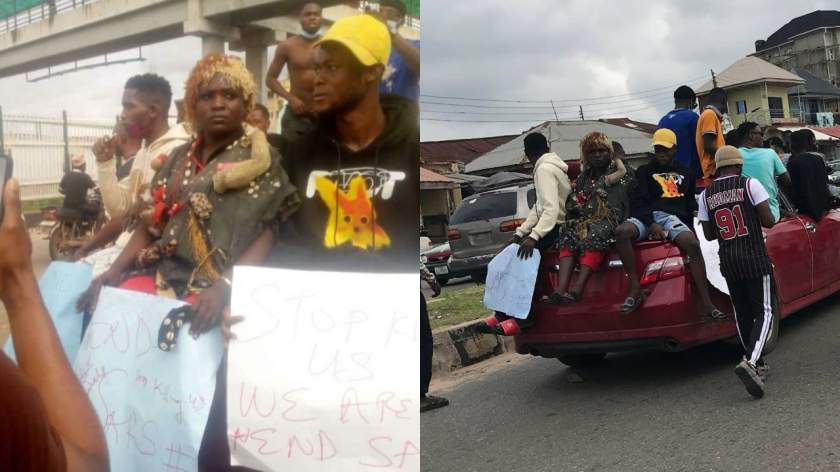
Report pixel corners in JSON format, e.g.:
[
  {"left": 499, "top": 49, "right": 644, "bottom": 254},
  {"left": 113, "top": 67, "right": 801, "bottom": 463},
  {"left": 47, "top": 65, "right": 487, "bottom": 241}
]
[{"left": 0, "top": 154, "right": 14, "bottom": 223}]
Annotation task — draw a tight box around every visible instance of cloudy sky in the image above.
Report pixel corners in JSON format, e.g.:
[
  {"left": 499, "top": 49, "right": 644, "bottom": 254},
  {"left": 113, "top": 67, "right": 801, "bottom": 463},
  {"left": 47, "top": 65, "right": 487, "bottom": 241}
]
[
  {"left": 0, "top": 37, "right": 260, "bottom": 122},
  {"left": 420, "top": 0, "right": 836, "bottom": 141},
  {"left": 0, "top": 0, "right": 835, "bottom": 140}
]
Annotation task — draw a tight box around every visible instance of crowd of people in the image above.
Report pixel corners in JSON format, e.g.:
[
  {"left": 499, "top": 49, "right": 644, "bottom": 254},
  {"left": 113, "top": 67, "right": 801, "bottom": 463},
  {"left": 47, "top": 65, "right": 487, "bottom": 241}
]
[
  {"left": 479, "top": 84, "right": 839, "bottom": 399},
  {"left": 3, "top": 1, "right": 421, "bottom": 470}
]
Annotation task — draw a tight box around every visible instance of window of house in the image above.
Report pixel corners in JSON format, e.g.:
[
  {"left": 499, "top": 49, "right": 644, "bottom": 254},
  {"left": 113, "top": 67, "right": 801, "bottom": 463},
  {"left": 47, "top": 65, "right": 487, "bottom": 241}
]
[
  {"left": 768, "top": 97, "right": 784, "bottom": 118},
  {"left": 736, "top": 100, "right": 747, "bottom": 114}
]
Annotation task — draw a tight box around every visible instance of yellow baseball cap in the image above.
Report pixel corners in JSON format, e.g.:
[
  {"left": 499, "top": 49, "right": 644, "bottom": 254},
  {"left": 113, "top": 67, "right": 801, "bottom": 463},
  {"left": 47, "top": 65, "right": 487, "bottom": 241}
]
[
  {"left": 315, "top": 14, "right": 392, "bottom": 67},
  {"left": 652, "top": 128, "right": 677, "bottom": 149}
]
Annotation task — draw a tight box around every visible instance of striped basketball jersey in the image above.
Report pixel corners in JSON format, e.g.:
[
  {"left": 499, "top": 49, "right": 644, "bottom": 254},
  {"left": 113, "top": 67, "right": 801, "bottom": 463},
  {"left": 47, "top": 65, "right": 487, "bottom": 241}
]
[{"left": 701, "top": 175, "right": 772, "bottom": 281}]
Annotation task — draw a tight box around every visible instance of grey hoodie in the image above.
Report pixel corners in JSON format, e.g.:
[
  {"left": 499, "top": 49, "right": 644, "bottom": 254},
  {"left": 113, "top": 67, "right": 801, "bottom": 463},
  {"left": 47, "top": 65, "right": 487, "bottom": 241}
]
[{"left": 515, "top": 152, "right": 572, "bottom": 241}]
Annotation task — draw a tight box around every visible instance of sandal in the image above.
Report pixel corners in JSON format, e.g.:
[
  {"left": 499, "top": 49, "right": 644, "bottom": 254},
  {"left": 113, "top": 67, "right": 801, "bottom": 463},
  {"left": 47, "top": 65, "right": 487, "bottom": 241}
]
[
  {"left": 497, "top": 319, "right": 522, "bottom": 336},
  {"left": 564, "top": 291, "right": 582, "bottom": 303},
  {"left": 420, "top": 395, "right": 450, "bottom": 413},
  {"left": 543, "top": 292, "right": 570, "bottom": 304},
  {"left": 619, "top": 291, "right": 647, "bottom": 315}
]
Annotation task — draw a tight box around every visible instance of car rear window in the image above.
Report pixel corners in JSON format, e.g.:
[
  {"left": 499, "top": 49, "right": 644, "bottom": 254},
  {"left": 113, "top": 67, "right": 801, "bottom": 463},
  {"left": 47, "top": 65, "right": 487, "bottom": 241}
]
[{"left": 450, "top": 192, "right": 517, "bottom": 224}]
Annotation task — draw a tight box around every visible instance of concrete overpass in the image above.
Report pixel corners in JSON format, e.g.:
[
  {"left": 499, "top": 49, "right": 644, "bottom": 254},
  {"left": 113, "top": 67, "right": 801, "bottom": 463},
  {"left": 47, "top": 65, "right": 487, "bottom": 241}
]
[{"left": 0, "top": 0, "right": 357, "bottom": 101}]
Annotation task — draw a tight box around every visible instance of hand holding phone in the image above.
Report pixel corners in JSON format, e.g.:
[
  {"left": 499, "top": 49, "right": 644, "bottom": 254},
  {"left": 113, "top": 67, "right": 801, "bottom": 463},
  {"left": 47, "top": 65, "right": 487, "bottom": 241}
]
[{"left": 0, "top": 155, "right": 14, "bottom": 224}]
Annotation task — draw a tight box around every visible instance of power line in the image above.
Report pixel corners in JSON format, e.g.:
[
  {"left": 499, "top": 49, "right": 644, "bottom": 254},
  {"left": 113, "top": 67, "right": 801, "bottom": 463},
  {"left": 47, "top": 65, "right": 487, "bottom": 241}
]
[
  {"left": 422, "top": 95, "right": 676, "bottom": 117},
  {"left": 420, "top": 75, "right": 709, "bottom": 104}
]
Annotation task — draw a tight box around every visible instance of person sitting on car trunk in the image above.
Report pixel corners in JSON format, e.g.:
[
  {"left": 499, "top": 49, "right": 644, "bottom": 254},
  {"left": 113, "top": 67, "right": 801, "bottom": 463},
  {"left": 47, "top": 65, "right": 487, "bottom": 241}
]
[
  {"left": 698, "top": 145, "right": 776, "bottom": 398},
  {"left": 614, "top": 128, "right": 723, "bottom": 319},
  {"left": 736, "top": 121, "right": 791, "bottom": 222},
  {"left": 476, "top": 132, "right": 572, "bottom": 336},
  {"left": 787, "top": 128, "right": 831, "bottom": 222},
  {"left": 544, "top": 133, "right": 631, "bottom": 304}
]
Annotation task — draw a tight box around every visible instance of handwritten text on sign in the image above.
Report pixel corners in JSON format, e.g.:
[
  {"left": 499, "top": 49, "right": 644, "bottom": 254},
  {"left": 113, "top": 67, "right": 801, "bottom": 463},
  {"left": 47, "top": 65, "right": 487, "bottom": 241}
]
[
  {"left": 228, "top": 267, "right": 419, "bottom": 471},
  {"left": 73, "top": 287, "right": 224, "bottom": 472}
]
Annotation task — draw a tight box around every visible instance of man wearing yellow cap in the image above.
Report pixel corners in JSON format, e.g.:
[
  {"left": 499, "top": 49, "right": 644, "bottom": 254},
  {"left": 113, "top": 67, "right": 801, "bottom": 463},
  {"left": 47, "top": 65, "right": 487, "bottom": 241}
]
[
  {"left": 272, "top": 13, "right": 417, "bottom": 272},
  {"left": 615, "top": 128, "right": 723, "bottom": 319}
]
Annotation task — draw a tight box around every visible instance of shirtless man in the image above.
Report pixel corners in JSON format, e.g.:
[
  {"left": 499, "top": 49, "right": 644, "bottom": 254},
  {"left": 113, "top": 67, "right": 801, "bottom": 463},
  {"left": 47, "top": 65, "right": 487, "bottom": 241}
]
[{"left": 265, "top": 1, "right": 323, "bottom": 140}]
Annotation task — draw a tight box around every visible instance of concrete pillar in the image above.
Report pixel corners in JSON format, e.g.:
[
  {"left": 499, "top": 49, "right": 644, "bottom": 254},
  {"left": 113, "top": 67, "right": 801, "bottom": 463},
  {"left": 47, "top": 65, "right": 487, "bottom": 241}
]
[
  {"left": 201, "top": 35, "right": 225, "bottom": 56},
  {"left": 245, "top": 45, "right": 268, "bottom": 104}
]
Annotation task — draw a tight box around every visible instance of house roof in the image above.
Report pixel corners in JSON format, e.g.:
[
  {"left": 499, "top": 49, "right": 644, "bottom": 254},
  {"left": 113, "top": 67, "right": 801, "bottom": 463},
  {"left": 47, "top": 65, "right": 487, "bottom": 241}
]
[
  {"left": 598, "top": 118, "right": 659, "bottom": 135},
  {"left": 775, "top": 125, "right": 839, "bottom": 141},
  {"left": 696, "top": 56, "right": 804, "bottom": 94},
  {"left": 756, "top": 10, "right": 840, "bottom": 52},
  {"left": 816, "top": 126, "right": 840, "bottom": 139},
  {"left": 420, "top": 167, "right": 456, "bottom": 183},
  {"left": 420, "top": 135, "right": 518, "bottom": 164},
  {"left": 465, "top": 120, "right": 655, "bottom": 174},
  {"left": 788, "top": 68, "right": 840, "bottom": 97}
]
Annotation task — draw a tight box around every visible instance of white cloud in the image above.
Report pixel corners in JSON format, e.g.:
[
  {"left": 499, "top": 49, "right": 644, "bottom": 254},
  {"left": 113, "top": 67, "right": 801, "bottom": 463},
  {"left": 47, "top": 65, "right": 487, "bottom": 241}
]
[{"left": 420, "top": 0, "right": 836, "bottom": 141}]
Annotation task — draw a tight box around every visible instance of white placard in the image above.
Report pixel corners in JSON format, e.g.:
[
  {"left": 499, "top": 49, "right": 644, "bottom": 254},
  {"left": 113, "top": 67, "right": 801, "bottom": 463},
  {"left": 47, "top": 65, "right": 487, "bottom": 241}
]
[
  {"left": 483, "top": 244, "right": 541, "bottom": 319},
  {"left": 228, "top": 266, "right": 419, "bottom": 471},
  {"left": 73, "top": 287, "right": 224, "bottom": 472}
]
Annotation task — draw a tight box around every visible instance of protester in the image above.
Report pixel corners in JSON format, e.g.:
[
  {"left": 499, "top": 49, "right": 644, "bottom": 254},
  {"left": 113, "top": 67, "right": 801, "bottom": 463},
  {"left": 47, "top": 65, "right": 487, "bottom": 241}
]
[
  {"left": 246, "top": 103, "right": 283, "bottom": 148},
  {"left": 615, "top": 128, "right": 723, "bottom": 318},
  {"left": 545, "top": 133, "right": 631, "bottom": 304},
  {"left": 421, "top": 257, "right": 448, "bottom": 412},
  {"left": 736, "top": 122, "right": 791, "bottom": 222},
  {"left": 266, "top": 1, "right": 323, "bottom": 139},
  {"left": 59, "top": 155, "right": 97, "bottom": 217},
  {"left": 78, "top": 54, "right": 299, "bottom": 331},
  {"left": 658, "top": 85, "right": 701, "bottom": 178},
  {"left": 473, "top": 133, "right": 571, "bottom": 335},
  {"left": 768, "top": 136, "right": 789, "bottom": 165},
  {"left": 698, "top": 146, "right": 776, "bottom": 398},
  {"left": 76, "top": 74, "right": 189, "bottom": 274},
  {"left": 787, "top": 129, "right": 830, "bottom": 221},
  {"left": 268, "top": 14, "right": 418, "bottom": 273},
  {"left": 93, "top": 73, "right": 190, "bottom": 220},
  {"left": 0, "top": 179, "right": 108, "bottom": 471},
  {"left": 376, "top": 0, "right": 420, "bottom": 101},
  {"left": 696, "top": 87, "right": 728, "bottom": 178}
]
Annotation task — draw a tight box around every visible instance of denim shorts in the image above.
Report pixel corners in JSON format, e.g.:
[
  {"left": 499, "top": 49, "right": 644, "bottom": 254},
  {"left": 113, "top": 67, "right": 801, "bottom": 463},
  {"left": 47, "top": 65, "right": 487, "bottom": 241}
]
[{"left": 626, "top": 211, "right": 692, "bottom": 241}]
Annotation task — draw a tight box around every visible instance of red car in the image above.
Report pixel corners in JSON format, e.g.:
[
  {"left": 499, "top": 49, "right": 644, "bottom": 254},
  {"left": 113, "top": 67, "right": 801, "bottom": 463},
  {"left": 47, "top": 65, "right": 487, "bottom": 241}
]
[{"left": 515, "top": 198, "right": 840, "bottom": 367}]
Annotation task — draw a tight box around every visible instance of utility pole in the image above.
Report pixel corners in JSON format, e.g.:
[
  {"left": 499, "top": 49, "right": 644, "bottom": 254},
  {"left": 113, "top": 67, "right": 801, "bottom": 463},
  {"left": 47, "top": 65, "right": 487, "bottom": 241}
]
[
  {"left": 579, "top": 105, "right": 585, "bottom": 121},
  {"left": 549, "top": 100, "right": 560, "bottom": 121},
  {"left": 711, "top": 69, "right": 718, "bottom": 88}
]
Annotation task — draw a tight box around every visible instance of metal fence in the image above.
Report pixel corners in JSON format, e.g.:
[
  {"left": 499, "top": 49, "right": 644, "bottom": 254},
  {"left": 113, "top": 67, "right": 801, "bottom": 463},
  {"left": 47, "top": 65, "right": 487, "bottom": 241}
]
[
  {"left": 2, "top": 112, "right": 112, "bottom": 201},
  {"left": 0, "top": 0, "right": 100, "bottom": 34}
]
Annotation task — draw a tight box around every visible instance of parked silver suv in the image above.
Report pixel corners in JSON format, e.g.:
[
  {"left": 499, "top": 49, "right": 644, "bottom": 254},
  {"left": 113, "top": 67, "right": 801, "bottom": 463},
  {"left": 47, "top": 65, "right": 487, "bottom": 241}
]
[{"left": 447, "top": 184, "right": 536, "bottom": 282}]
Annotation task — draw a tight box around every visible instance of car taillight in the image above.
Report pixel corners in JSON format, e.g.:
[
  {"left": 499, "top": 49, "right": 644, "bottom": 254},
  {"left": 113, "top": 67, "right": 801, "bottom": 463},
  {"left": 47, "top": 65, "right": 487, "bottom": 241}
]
[
  {"left": 448, "top": 229, "right": 461, "bottom": 241},
  {"left": 640, "top": 256, "right": 686, "bottom": 286},
  {"left": 499, "top": 218, "right": 525, "bottom": 232}
]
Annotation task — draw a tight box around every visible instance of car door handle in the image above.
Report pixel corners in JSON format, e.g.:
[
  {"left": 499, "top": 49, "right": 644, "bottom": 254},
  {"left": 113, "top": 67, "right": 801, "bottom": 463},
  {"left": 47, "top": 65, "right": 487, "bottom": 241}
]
[{"left": 805, "top": 222, "right": 816, "bottom": 233}]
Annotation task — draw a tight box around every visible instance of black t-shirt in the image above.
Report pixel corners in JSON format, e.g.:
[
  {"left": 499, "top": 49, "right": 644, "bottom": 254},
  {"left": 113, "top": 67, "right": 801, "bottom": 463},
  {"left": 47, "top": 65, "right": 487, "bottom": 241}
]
[
  {"left": 59, "top": 170, "right": 95, "bottom": 210},
  {"left": 631, "top": 160, "right": 697, "bottom": 228},
  {"left": 787, "top": 152, "right": 830, "bottom": 221},
  {"left": 271, "top": 96, "right": 419, "bottom": 273}
]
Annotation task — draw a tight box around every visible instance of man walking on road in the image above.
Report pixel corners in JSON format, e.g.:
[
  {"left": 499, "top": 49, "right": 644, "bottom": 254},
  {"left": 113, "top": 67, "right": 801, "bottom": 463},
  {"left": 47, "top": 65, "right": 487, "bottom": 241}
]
[
  {"left": 698, "top": 146, "right": 777, "bottom": 398},
  {"left": 266, "top": 1, "right": 323, "bottom": 140}
]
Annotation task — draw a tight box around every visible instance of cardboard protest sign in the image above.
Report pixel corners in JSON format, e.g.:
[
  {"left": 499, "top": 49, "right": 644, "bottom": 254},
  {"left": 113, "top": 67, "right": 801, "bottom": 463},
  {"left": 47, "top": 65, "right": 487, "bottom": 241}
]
[
  {"left": 73, "top": 287, "right": 224, "bottom": 472},
  {"left": 483, "top": 244, "right": 541, "bottom": 319},
  {"left": 695, "top": 218, "right": 729, "bottom": 295},
  {"left": 4, "top": 261, "right": 92, "bottom": 363},
  {"left": 227, "top": 266, "right": 419, "bottom": 471}
]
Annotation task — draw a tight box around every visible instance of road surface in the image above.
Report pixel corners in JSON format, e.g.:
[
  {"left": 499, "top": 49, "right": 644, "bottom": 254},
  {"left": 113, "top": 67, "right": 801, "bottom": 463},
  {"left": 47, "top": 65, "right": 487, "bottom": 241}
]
[
  {"left": 0, "top": 231, "right": 52, "bottom": 344},
  {"left": 422, "top": 293, "right": 840, "bottom": 471}
]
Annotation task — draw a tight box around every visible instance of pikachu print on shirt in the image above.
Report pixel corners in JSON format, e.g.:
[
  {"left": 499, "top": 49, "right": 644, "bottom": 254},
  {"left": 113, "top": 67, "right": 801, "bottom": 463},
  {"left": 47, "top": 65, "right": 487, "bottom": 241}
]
[{"left": 305, "top": 167, "right": 406, "bottom": 250}]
